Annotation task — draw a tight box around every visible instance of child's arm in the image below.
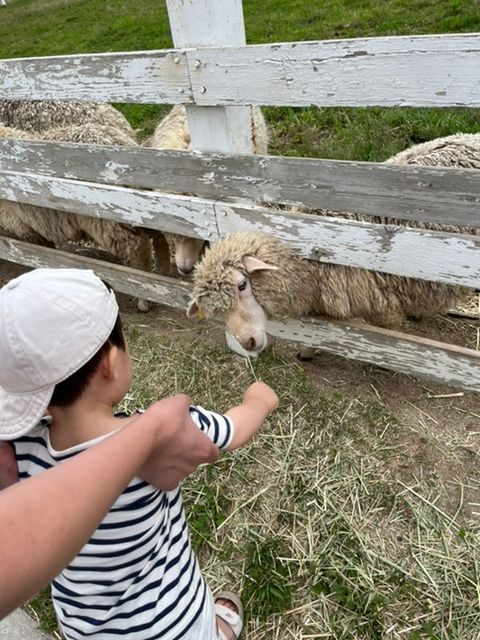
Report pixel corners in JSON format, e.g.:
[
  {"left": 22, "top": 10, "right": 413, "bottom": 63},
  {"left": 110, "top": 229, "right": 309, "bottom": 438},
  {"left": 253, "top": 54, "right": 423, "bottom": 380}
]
[{"left": 224, "top": 381, "right": 279, "bottom": 451}]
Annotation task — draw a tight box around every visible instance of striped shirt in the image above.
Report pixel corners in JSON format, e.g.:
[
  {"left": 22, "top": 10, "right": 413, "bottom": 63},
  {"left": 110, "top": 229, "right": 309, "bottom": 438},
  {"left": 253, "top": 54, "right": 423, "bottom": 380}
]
[{"left": 13, "top": 405, "right": 233, "bottom": 640}]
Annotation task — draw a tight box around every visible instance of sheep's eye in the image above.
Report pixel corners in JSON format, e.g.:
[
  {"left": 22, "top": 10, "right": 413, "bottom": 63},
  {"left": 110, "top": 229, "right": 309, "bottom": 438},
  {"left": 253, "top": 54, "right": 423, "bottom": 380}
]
[{"left": 238, "top": 281, "right": 247, "bottom": 292}]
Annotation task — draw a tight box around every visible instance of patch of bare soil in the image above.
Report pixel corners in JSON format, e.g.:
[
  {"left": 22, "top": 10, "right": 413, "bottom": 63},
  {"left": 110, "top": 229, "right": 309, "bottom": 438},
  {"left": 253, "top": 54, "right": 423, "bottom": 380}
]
[{"left": 1, "top": 258, "right": 479, "bottom": 520}]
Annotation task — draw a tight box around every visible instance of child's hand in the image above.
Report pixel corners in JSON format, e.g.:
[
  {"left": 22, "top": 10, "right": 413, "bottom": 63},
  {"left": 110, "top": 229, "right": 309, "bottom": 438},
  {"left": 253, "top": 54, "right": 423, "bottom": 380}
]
[{"left": 244, "top": 381, "right": 279, "bottom": 414}]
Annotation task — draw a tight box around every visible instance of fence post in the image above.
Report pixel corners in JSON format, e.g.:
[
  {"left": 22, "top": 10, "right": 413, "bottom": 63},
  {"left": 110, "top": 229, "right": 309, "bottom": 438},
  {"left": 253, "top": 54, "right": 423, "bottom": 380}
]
[{"left": 165, "top": 0, "right": 257, "bottom": 154}]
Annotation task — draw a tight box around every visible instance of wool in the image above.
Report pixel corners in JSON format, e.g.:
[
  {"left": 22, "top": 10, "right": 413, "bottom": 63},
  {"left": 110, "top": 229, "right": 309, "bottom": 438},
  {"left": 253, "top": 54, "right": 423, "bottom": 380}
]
[
  {"left": 192, "top": 230, "right": 469, "bottom": 329},
  {"left": 0, "top": 100, "right": 135, "bottom": 138}
]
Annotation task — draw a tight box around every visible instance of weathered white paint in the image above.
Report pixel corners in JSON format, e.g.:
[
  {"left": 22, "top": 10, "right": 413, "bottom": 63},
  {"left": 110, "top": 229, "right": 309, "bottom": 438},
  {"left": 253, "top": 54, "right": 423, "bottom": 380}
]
[
  {"left": 189, "top": 34, "right": 480, "bottom": 107},
  {"left": 267, "top": 317, "right": 480, "bottom": 393},
  {"left": 1, "top": 34, "right": 480, "bottom": 106},
  {"left": 215, "top": 202, "right": 480, "bottom": 288},
  {"left": 0, "top": 50, "right": 191, "bottom": 103},
  {"left": 1, "top": 140, "right": 480, "bottom": 229},
  {"left": 0, "top": 170, "right": 218, "bottom": 239},
  {"left": 0, "top": 237, "right": 193, "bottom": 308},
  {"left": 1, "top": 6, "right": 479, "bottom": 390},
  {"left": 0, "top": 169, "right": 478, "bottom": 288},
  {"left": 166, "top": 0, "right": 259, "bottom": 153}
]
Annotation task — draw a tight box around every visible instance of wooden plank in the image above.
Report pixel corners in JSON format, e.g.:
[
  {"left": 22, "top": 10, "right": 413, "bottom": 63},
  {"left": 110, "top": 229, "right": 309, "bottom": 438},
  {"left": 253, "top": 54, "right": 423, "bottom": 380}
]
[
  {"left": 1, "top": 236, "right": 477, "bottom": 393},
  {"left": 215, "top": 202, "right": 480, "bottom": 289},
  {"left": 166, "top": 0, "right": 258, "bottom": 154},
  {"left": 0, "top": 170, "right": 218, "bottom": 240},
  {"left": 267, "top": 317, "right": 480, "bottom": 393},
  {"left": 0, "top": 50, "right": 192, "bottom": 103},
  {"left": 0, "top": 169, "right": 479, "bottom": 288},
  {"left": 1, "top": 140, "right": 480, "bottom": 229},
  {"left": 1, "top": 33, "right": 480, "bottom": 107},
  {"left": 0, "top": 237, "right": 192, "bottom": 308},
  {"left": 189, "top": 34, "right": 480, "bottom": 107}
]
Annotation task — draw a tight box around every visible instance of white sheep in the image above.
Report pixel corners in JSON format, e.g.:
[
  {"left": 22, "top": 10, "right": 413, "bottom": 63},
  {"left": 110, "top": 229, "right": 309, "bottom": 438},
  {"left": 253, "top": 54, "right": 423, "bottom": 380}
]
[
  {"left": 0, "top": 99, "right": 135, "bottom": 139},
  {"left": 386, "top": 132, "right": 480, "bottom": 169},
  {"left": 0, "top": 124, "right": 171, "bottom": 311},
  {"left": 186, "top": 133, "right": 480, "bottom": 356},
  {"left": 187, "top": 230, "right": 471, "bottom": 356},
  {"left": 143, "top": 104, "right": 269, "bottom": 275}
]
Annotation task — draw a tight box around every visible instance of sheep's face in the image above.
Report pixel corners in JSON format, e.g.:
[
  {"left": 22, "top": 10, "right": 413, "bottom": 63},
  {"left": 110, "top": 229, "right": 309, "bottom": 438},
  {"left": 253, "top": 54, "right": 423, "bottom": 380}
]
[
  {"left": 173, "top": 237, "right": 206, "bottom": 275},
  {"left": 188, "top": 255, "right": 278, "bottom": 355}
]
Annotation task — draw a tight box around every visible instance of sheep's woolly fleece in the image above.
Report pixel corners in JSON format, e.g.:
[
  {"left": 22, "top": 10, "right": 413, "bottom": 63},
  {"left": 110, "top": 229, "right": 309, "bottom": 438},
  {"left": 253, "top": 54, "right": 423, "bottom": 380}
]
[
  {"left": 192, "top": 231, "right": 469, "bottom": 329},
  {"left": 0, "top": 124, "right": 169, "bottom": 288},
  {"left": 0, "top": 100, "right": 136, "bottom": 139},
  {"left": 386, "top": 132, "right": 480, "bottom": 168},
  {"left": 43, "top": 123, "right": 137, "bottom": 146},
  {"left": 143, "top": 104, "right": 269, "bottom": 155}
]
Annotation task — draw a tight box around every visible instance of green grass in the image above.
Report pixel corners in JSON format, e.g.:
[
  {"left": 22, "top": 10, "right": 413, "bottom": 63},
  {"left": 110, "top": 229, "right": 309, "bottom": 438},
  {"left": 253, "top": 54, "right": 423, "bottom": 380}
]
[
  {"left": 116, "top": 322, "right": 480, "bottom": 640},
  {"left": 0, "top": 0, "right": 479, "bottom": 152},
  {"left": 14, "top": 313, "right": 480, "bottom": 639}
]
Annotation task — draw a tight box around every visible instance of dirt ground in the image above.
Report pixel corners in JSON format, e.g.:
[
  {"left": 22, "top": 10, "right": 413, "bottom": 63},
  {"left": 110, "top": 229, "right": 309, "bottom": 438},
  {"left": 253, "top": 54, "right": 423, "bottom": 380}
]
[{"left": 1, "top": 258, "right": 479, "bottom": 520}]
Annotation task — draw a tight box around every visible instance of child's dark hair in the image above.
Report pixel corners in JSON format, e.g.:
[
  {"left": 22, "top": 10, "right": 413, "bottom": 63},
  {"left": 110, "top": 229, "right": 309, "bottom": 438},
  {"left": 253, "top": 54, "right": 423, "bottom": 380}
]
[{"left": 49, "top": 282, "right": 125, "bottom": 408}]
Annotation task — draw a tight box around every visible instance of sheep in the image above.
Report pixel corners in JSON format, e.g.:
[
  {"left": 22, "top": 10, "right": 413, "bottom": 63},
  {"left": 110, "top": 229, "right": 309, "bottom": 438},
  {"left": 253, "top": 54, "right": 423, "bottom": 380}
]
[
  {"left": 42, "top": 122, "right": 138, "bottom": 147},
  {"left": 386, "top": 132, "right": 480, "bottom": 169},
  {"left": 187, "top": 231, "right": 471, "bottom": 356},
  {"left": 186, "top": 132, "right": 480, "bottom": 356},
  {"left": 0, "top": 99, "right": 135, "bottom": 139},
  {"left": 0, "top": 124, "right": 171, "bottom": 311},
  {"left": 143, "top": 104, "right": 269, "bottom": 275}
]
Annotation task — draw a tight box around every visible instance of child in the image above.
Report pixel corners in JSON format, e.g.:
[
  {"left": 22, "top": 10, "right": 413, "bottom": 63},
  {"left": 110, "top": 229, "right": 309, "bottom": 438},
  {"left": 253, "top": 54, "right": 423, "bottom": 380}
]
[{"left": 0, "top": 268, "right": 279, "bottom": 640}]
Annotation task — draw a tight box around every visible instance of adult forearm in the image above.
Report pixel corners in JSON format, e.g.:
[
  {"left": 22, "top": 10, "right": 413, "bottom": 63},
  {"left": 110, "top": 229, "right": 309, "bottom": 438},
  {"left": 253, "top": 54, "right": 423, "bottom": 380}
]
[{"left": 0, "top": 418, "right": 154, "bottom": 618}]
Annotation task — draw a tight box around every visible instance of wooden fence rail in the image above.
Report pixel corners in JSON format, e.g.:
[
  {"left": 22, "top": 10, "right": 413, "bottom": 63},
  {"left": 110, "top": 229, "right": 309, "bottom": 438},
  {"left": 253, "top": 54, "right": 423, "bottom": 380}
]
[
  {"left": 1, "top": 34, "right": 480, "bottom": 106},
  {"left": 1, "top": 140, "right": 480, "bottom": 229},
  {"left": 1, "top": 236, "right": 480, "bottom": 393},
  {"left": 0, "top": 168, "right": 479, "bottom": 288}
]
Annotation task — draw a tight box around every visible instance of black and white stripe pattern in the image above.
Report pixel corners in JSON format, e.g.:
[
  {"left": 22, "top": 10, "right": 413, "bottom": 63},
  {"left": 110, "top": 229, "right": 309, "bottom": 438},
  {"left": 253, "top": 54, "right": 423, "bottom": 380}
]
[{"left": 14, "top": 406, "right": 233, "bottom": 639}]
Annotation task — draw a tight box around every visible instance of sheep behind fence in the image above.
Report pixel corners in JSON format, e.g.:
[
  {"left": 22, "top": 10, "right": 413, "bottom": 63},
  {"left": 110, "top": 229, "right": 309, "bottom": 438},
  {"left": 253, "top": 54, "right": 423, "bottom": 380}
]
[{"left": 0, "top": 0, "right": 479, "bottom": 391}]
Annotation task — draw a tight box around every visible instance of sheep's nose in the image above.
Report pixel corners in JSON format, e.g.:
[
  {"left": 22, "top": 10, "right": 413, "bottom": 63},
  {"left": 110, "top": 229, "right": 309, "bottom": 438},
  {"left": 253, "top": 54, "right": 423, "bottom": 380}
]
[
  {"left": 177, "top": 266, "right": 194, "bottom": 276},
  {"left": 245, "top": 337, "right": 256, "bottom": 351}
]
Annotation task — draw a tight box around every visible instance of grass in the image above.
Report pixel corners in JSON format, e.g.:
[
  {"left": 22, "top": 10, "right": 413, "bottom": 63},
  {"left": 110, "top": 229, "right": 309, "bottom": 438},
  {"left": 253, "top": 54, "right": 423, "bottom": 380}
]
[
  {"left": 118, "top": 324, "right": 480, "bottom": 638},
  {"left": 18, "top": 309, "right": 480, "bottom": 639},
  {"left": 0, "top": 0, "right": 479, "bottom": 152},
  {"left": 26, "top": 320, "right": 467, "bottom": 640}
]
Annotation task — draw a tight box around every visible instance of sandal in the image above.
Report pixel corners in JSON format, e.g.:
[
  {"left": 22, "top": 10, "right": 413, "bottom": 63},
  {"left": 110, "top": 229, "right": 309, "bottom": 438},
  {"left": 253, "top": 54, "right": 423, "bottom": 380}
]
[{"left": 215, "top": 591, "right": 243, "bottom": 640}]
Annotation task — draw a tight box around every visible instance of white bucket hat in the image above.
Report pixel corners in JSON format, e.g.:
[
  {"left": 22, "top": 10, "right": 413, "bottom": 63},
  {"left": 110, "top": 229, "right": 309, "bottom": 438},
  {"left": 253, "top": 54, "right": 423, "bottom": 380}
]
[{"left": 0, "top": 268, "right": 119, "bottom": 440}]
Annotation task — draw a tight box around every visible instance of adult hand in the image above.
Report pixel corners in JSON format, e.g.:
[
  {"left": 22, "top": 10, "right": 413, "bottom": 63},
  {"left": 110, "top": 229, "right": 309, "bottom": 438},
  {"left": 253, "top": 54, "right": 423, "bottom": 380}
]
[
  {"left": 135, "top": 395, "right": 220, "bottom": 490},
  {"left": 0, "top": 442, "right": 18, "bottom": 490}
]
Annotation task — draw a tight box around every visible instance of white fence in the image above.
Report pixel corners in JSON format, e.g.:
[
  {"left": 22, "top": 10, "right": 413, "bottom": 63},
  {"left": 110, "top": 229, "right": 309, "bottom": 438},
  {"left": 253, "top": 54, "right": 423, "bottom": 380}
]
[{"left": 0, "top": 0, "right": 479, "bottom": 391}]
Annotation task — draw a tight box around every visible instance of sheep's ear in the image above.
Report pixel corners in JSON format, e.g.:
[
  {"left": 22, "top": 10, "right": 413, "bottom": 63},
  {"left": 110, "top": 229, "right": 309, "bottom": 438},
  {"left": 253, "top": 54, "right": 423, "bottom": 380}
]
[
  {"left": 242, "top": 255, "right": 279, "bottom": 274},
  {"left": 186, "top": 300, "right": 205, "bottom": 320}
]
